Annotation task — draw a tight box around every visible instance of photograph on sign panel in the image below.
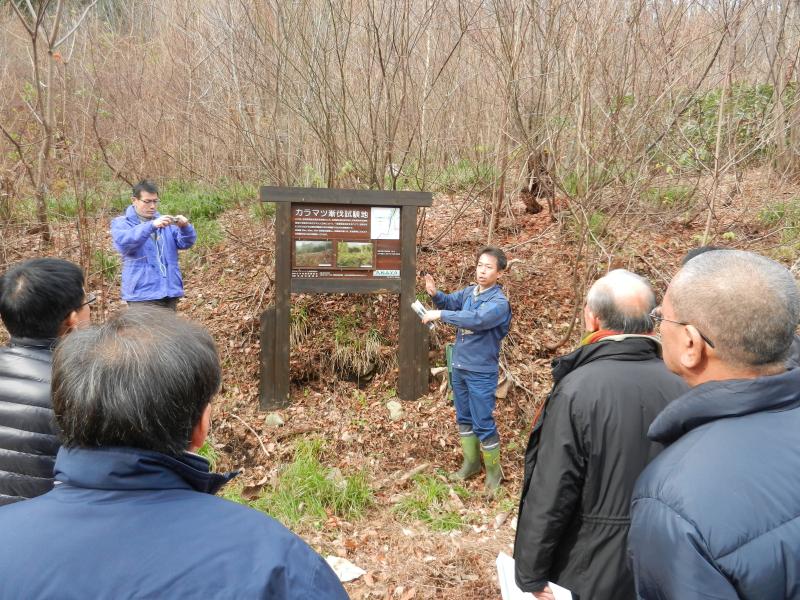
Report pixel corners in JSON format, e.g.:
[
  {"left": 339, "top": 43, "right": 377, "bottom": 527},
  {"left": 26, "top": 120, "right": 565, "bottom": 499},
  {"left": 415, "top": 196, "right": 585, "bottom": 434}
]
[
  {"left": 295, "top": 240, "right": 334, "bottom": 267},
  {"left": 336, "top": 241, "right": 374, "bottom": 268}
]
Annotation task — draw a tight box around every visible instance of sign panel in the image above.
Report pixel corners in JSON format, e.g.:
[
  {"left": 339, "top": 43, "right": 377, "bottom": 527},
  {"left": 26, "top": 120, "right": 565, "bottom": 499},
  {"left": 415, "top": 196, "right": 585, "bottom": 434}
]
[{"left": 291, "top": 204, "right": 402, "bottom": 279}]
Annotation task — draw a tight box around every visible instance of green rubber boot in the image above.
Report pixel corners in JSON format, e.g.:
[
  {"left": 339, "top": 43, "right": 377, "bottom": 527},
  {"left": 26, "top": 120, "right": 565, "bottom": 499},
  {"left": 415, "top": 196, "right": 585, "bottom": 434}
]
[
  {"left": 482, "top": 444, "right": 503, "bottom": 493},
  {"left": 449, "top": 433, "right": 482, "bottom": 481}
]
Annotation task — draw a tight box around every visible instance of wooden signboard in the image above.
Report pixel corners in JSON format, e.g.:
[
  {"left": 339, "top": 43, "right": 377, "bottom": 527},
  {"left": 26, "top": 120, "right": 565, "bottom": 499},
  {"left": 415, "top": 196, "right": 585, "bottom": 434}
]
[{"left": 259, "top": 186, "right": 433, "bottom": 409}]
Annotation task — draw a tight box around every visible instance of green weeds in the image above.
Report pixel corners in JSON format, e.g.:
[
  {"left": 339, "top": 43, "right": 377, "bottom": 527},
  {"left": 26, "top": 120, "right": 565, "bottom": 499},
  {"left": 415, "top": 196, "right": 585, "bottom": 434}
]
[
  {"left": 250, "top": 201, "right": 275, "bottom": 224},
  {"left": 190, "top": 219, "right": 224, "bottom": 250},
  {"left": 671, "top": 83, "right": 776, "bottom": 171},
  {"left": 249, "top": 438, "right": 373, "bottom": 528},
  {"left": 92, "top": 249, "right": 120, "bottom": 282},
  {"left": 568, "top": 210, "right": 606, "bottom": 243},
  {"left": 290, "top": 305, "right": 311, "bottom": 348},
  {"left": 197, "top": 440, "right": 220, "bottom": 471},
  {"left": 642, "top": 185, "right": 695, "bottom": 208},
  {"left": 433, "top": 159, "right": 497, "bottom": 194},
  {"left": 393, "top": 474, "right": 470, "bottom": 532},
  {"left": 758, "top": 199, "right": 800, "bottom": 259},
  {"left": 329, "top": 323, "right": 384, "bottom": 379}
]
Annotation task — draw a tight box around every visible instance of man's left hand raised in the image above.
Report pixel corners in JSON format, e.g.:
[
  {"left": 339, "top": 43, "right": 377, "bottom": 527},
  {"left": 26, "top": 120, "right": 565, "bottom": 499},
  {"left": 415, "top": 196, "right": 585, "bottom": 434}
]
[{"left": 174, "top": 215, "right": 190, "bottom": 228}]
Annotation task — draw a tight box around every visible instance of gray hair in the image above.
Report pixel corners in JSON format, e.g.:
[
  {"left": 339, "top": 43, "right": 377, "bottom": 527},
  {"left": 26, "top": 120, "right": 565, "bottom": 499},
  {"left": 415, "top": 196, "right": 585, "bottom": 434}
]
[
  {"left": 669, "top": 250, "right": 800, "bottom": 368},
  {"left": 586, "top": 269, "right": 657, "bottom": 333},
  {"left": 52, "top": 309, "right": 221, "bottom": 456}
]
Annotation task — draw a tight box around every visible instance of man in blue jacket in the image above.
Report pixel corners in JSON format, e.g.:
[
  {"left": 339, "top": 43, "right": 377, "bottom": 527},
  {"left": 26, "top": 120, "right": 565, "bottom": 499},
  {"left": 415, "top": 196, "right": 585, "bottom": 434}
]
[
  {"left": 628, "top": 249, "right": 800, "bottom": 599},
  {"left": 422, "top": 246, "right": 511, "bottom": 492},
  {"left": 0, "top": 310, "right": 348, "bottom": 599},
  {"left": 111, "top": 179, "right": 196, "bottom": 310}
]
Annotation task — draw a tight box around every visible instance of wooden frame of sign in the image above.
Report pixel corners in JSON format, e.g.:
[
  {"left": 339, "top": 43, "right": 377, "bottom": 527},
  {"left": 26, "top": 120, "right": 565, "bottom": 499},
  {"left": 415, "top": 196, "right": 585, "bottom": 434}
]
[{"left": 259, "top": 186, "right": 433, "bottom": 410}]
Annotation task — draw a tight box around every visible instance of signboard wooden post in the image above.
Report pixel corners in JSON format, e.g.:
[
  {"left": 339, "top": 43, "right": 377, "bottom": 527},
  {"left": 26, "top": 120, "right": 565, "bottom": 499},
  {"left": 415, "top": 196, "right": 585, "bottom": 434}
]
[{"left": 259, "top": 186, "right": 433, "bottom": 410}]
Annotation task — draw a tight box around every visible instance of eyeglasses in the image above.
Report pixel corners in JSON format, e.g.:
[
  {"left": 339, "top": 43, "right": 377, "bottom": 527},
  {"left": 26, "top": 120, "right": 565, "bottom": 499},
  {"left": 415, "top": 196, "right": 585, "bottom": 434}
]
[
  {"left": 81, "top": 292, "right": 97, "bottom": 307},
  {"left": 136, "top": 198, "right": 159, "bottom": 205},
  {"left": 649, "top": 307, "right": 715, "bottom": 349}
]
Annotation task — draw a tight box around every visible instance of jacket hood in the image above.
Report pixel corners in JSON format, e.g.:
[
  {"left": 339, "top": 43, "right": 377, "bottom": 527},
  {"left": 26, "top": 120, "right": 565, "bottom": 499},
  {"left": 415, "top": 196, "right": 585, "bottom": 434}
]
[
  {"left": 54, "top": 446, "right": 237, "bottom": 495},
  {"left": 648, "top": 367, "right": 800, "bottom": 444},
  {"left": 551, "top": 335, "right": 661, "bottom": 383},
  {"left": 125, "top": 203, "right": 160, "bottom": 222}
]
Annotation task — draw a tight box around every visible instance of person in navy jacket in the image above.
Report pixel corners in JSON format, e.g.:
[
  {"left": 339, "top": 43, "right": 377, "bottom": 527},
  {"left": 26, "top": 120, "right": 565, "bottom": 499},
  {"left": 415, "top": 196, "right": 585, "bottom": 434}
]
[
  {"left": 422, "top": 246, "right": 511, "bottom": 492},
  {"left": 111, "top": 179, "right": 196, "bottom": 310},
  {"left": 628, "top": 250, "right": 800, "bottom": 599},
  {"left": 0, "top": 309, "right": 349, "bottom": 600}
]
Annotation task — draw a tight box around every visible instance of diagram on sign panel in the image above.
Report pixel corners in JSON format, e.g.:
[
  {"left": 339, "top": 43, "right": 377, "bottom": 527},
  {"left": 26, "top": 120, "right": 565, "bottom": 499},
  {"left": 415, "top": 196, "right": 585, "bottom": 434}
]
[{"left": 371, "top": 207, "right": 400, "bottom": 240}]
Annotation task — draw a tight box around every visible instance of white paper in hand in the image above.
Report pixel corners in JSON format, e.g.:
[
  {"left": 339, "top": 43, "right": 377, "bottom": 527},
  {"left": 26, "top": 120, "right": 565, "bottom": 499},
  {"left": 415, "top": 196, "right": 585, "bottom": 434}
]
[
  {"left": 411, "top": 300, "right": 435, "bottom": 330},
  {"left": 496, "top": 552, "right": 573, "bottom": 600}
]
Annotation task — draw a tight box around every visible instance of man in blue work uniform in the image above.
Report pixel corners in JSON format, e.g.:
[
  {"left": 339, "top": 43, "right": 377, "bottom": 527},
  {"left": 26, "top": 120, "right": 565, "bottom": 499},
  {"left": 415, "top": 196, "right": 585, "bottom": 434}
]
[
  {"left": 422, "top": 246, "right": 511, "bottom": 492},
  {"left": 111, "top": 180, "right": 196, "bottom": 310}
]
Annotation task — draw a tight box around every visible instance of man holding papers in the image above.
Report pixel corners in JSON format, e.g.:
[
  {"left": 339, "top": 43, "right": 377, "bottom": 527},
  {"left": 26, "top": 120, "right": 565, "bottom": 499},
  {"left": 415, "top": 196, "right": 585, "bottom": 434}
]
[{"left": 514, "top": 270, "right": 686, "bottom": 600}]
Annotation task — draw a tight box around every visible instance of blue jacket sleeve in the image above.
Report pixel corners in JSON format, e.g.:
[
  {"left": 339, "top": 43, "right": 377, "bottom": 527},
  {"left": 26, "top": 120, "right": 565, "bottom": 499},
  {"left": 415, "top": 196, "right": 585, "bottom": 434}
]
[
  {"left": 514, "top": 389, "right": 586, "bottom": 592},
  {"left": 171, "top": 223, "right": 197, "bottom": 250},
  {"left": 431, "top": 288, "right": 467, "bottom": 311},
  {"left": 440, "top": 296, "right": 510, "bottom": 331},
  {"left": 111, "top": 218, "right": 155, "bottom": 255},
  {"left": 628, "top": 497, "right": 738, "bottom": 599},
  {"left": 281, "top": 538, "right": 349, "bottom": 599}
]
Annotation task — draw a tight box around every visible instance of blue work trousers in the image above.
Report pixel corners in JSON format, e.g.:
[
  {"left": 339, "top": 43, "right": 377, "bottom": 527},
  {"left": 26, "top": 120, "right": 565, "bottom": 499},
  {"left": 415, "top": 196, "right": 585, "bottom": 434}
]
[{"left": 451, "top": 367, "right": 498, "bottom": 444}]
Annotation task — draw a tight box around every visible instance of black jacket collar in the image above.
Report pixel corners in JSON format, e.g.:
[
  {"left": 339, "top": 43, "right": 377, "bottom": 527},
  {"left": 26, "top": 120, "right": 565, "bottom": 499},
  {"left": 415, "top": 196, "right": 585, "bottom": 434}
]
[
  {"left": 648, "top": 368, "right": 800, "bottom": 444},
  {"left": 9, "top": 336, "right": 57, "bottom": 350},
  {"left": 551, "top": 335, "right": 662, "bottom": 384}
]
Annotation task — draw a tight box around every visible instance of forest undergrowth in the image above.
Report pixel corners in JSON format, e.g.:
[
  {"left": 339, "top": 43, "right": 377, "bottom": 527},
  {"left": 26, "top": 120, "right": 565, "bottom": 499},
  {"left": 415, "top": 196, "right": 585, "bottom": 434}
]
[{"left": 1, "top": 170, "right": 797, "bottom": 598}]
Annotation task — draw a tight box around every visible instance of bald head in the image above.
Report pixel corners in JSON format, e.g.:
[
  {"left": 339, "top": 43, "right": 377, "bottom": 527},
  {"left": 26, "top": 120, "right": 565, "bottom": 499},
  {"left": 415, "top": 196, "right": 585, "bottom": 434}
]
[
  {"left": 668, "top": 250, "right": 799, "bottom": 369},
  {"left": 586, "top": 269, "right": 657, "bottom": 333}
]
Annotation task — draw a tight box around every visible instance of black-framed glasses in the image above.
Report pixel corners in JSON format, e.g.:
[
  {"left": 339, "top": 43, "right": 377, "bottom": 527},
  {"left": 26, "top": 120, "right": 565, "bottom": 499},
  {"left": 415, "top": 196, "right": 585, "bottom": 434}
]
[
  {"left": 649, "top": 308, "right": 715, "bottom": 349},
  {"left": 81, "top": 292, "right": 97, "bottom": 307}
]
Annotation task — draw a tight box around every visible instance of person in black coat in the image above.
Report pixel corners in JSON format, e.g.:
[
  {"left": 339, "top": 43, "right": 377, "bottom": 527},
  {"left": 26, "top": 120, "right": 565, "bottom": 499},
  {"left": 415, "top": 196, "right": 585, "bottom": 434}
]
[
  {"left": 0, "top": 258, "right": 92, "bottom": 505},
  {"left": 628, "top": 250, "right": 800, "bottom": 598},
  {"left": 514, "top": 269, "right": 688, "bottom": 600}
]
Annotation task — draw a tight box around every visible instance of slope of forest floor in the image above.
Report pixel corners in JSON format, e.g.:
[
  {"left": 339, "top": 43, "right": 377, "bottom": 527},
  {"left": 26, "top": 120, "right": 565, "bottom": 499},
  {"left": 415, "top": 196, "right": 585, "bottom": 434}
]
[{"left": 0, "top": 172, "right": 796, "bottom": 599}]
